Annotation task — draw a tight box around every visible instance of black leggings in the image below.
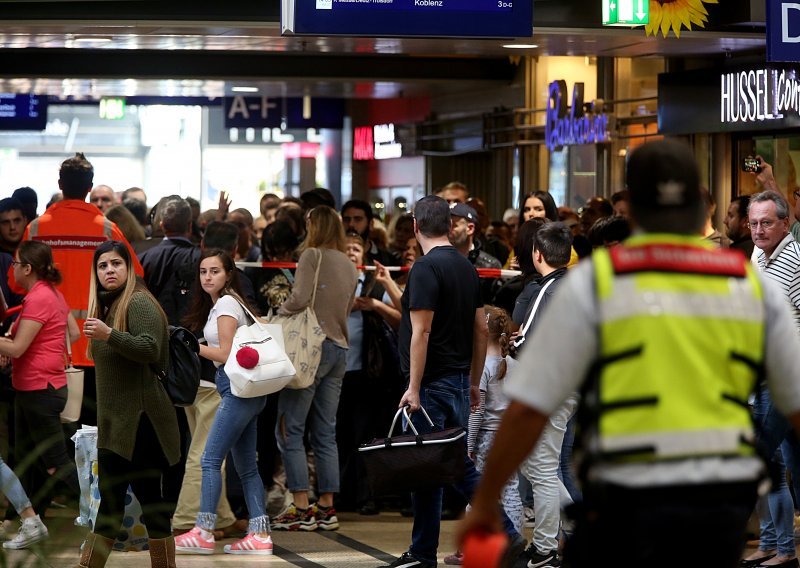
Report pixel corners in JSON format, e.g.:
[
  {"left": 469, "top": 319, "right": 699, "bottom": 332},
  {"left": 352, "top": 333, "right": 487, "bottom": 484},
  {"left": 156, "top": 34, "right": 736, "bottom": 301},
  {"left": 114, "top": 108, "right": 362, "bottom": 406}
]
[
  {"left": 95, "top": 416, "right": 175, "bottom": 540},
  {"left": 8, "top": 385, "right": 79, "bottom": 520}
]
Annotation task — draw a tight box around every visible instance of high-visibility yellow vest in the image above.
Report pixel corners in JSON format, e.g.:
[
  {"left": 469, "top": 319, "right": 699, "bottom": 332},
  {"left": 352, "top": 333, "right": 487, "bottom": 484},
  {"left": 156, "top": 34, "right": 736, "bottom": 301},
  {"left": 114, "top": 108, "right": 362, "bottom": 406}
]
[{"left": 588, "top": 234, "right": 764, "bottom": 464}]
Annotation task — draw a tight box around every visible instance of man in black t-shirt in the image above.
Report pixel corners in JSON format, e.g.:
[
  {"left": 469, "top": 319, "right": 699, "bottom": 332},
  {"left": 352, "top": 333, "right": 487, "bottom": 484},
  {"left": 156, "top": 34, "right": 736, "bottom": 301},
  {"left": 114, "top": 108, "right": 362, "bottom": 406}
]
[{"left": 382, "top": 196, "right": 524, "bottom": 568}]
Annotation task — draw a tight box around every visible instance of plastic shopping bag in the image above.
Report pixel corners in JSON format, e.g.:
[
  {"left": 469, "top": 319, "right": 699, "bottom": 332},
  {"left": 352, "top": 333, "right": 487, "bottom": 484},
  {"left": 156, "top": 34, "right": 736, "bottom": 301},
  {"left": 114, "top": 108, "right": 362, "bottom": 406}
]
[{"left": 71, "top": 425, "right": 150, "bottom": 552}]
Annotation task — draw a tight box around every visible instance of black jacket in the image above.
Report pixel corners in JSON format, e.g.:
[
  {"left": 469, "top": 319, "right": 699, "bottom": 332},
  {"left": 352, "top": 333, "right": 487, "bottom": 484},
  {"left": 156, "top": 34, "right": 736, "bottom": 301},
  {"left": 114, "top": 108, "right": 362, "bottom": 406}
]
[{"left": 139, "top": 236, "right": 200, "bottom": 299}]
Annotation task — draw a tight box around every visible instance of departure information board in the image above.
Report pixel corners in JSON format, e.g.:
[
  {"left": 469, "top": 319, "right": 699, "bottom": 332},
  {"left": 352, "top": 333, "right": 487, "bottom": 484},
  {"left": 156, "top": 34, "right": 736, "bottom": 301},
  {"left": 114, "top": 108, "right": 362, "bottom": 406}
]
[
  {"left": 0, "top": 94, "right": 47, "bottom": 131},
  {"left": 281, "top": 0, "right": 532, "bottom": 38}
]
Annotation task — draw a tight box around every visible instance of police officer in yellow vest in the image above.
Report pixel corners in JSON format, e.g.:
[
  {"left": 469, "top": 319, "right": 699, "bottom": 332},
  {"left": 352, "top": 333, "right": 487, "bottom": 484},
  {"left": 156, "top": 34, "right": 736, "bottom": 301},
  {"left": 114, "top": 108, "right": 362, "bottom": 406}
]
[{"left": 458, "top": 140, "right": 800, "bottom": 568}]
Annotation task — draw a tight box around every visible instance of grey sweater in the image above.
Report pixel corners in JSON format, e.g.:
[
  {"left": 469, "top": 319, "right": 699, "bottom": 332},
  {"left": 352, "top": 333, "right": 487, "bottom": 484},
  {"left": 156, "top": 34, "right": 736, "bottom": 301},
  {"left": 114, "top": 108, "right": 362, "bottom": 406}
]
[{"left": 278, "top": 247, "right": 358, "bottom": 348}]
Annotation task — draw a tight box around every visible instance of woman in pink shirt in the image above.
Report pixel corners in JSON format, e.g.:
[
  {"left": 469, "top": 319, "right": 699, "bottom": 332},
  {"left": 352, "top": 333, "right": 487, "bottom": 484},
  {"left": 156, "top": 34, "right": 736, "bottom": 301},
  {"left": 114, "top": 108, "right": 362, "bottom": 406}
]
[{"left": 0, "top": 241, "right": 80, "bottom": 538}]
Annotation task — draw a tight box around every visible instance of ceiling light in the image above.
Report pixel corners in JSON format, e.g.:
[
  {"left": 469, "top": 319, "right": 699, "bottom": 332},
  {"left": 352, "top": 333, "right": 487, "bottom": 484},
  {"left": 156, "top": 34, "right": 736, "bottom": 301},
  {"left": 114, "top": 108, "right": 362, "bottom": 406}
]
[
  {"left": 232, "top": 86, "right": 259, "bottom": 93},
  {"left": 502, "top": 43, "right": 538, "bottom": 49},
  {"left": 73, "top": 36, "right": 113, "bottom": 43}
]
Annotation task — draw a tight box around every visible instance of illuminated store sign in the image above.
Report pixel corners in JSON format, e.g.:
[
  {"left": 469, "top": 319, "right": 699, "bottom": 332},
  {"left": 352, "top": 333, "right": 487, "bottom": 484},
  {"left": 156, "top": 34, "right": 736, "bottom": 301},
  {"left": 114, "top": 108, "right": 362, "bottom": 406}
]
[
  {"left": 720, "top": 68, "right": 800, "bottom": 123},
  {"left": 354, "top": 124, "right": 403, "bottom": 160},
  {"left": 545, "top": 80, "right": 609, "bottom": 152},
  {"left": 659, "top": 65, "right": 800, "bottom": 134}
]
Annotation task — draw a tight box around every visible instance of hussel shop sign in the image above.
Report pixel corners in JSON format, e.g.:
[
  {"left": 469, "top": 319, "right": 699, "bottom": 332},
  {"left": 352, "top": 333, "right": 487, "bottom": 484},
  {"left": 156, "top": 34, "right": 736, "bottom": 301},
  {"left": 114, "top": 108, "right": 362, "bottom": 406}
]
[
  {"left": 720, "top": 68, "right": 800, "bottom": 123},
  {"left": 658, "top": 65, "right": 800, "bottom": 135}
]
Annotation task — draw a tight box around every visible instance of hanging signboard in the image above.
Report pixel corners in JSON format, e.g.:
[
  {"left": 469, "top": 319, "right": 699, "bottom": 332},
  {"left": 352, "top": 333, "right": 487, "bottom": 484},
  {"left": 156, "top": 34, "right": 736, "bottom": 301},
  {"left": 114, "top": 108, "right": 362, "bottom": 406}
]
[
  {"left": 281, "top": 0, "right": 533, "bottom": 38},
  {"left": 223, "top": 96, "right": 345, "bottom": 129},
  {"left": 0, "top": 94, "right": 47, "bottom": 131},
  {"left": 659, "top": 65, "right": 800, "bottom": 134},
  {"left": 354, "top": 123, "right": 404, "bottom": 160},
  {"left": 768, "top": 0, "right": 800, "bottom": 62},
  {"left": 602, "top": 0, "right": 648, "bottom": 26}
]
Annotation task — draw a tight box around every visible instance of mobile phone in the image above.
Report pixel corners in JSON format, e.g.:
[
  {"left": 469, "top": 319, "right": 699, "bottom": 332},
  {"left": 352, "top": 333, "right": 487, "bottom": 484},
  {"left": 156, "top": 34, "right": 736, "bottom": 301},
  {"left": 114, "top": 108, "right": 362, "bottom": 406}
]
[{"left": 742, "top": 156, "right": 762, "bottom": 173}]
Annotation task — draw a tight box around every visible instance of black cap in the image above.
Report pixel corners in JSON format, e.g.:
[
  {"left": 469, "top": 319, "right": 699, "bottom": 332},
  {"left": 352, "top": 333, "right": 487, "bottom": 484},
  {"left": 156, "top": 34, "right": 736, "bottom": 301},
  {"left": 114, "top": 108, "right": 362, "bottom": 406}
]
[
  {"left": 449, "top": 202, "right": 478, "bottom": 223},
  {"left": 626, "top": 140, "right": 700, "bottom": 211}
]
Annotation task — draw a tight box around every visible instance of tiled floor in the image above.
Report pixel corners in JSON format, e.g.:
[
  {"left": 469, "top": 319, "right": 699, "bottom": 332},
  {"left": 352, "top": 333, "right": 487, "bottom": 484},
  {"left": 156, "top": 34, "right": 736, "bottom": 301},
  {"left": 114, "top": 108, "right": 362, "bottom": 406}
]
[
  {"left": 1, "top": 510, "right": 460, "bottom": 567},
  {"left": 2, "top": 507, "right": 773, "bottom": 567}
]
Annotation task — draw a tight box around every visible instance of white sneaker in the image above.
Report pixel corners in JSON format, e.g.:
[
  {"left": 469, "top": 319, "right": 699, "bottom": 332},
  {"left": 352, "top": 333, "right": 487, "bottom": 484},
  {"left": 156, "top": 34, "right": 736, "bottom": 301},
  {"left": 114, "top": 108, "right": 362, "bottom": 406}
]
[{"left": 3, "top": 515, "right": 48, "bottom": 549}]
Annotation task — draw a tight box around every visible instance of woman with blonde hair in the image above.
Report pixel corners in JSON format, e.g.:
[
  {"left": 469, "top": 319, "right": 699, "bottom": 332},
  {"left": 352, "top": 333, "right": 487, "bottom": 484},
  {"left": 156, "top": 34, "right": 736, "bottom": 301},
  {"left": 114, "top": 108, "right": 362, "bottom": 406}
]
[
  {"left": 272, "top": 205, "right": 358, "bottom": 532},
  {"left": 77, "top": 240, "right": 179, "bottom": 568}
]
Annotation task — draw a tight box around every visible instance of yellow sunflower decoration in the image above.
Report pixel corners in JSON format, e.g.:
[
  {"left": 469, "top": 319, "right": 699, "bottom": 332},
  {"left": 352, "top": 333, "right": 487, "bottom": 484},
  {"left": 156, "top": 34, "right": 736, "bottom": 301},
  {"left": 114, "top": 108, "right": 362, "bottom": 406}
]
[{"left": 645, "top": 0, "right": 718, "bottom": 38}]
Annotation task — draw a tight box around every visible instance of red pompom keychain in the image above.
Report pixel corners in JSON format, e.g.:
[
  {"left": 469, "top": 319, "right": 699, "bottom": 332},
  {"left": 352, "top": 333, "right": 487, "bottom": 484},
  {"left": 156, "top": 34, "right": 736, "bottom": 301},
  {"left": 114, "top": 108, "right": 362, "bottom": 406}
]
[{"left": 236, "top": 346, "right": 260, "bottom": 369}]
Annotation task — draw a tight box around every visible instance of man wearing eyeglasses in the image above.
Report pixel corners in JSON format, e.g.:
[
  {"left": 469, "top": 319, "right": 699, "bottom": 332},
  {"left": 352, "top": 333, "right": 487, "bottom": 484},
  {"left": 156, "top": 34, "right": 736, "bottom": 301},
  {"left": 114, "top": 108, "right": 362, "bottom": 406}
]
[
  {"left": 749, "top": 189, "right": 800, "bottom": 328},
  {"left": 742, "top": 190, "right": 800, "bottom": 567}
]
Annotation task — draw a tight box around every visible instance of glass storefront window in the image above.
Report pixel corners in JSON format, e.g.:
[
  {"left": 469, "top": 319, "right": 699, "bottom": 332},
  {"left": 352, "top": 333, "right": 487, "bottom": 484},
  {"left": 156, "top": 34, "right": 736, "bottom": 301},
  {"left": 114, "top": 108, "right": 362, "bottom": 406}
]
[
  {"left": 609, "top": 57, "right": 664, "bottom": 195},
  {"left": 735, "top": 136, "right": 800, "bottom": 200}
]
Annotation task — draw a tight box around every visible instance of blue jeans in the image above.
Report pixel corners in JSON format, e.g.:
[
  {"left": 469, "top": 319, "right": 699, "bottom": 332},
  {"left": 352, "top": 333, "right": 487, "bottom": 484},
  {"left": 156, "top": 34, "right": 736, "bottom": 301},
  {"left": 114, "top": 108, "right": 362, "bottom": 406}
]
[
  {"left": 782, "top": 434, "right": 800, "bottom": 510},
  {"left": 560, "top": 413, "right": 582, "bottom": 503},
  {"left": 0, "top": 455, "right": 31, "bottom": 515},
  {"left": 409, "top": 373, "right": 520, "bottom": 564},
  {"left": 199, "top": 367, "right": 269, "bottom": 534},
  {"left": 277, "top": 340, "right": 347, "bottom": 494},
  {"left": 754, "top": 388, "right": 795, "bottom": 557}
]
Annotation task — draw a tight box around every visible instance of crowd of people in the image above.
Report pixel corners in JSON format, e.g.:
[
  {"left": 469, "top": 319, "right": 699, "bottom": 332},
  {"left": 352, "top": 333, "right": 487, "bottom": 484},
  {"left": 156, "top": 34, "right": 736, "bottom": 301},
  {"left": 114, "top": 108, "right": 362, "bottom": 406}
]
[{"left": 0, "top": 143, "right": 796, "bottom": 568}]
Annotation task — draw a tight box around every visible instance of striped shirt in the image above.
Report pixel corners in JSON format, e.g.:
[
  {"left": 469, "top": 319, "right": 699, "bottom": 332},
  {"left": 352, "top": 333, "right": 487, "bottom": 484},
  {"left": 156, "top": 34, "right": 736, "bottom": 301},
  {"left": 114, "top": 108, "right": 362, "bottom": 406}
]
[{"left": 754, "top": 233, "right": 800, "bottom": 332}]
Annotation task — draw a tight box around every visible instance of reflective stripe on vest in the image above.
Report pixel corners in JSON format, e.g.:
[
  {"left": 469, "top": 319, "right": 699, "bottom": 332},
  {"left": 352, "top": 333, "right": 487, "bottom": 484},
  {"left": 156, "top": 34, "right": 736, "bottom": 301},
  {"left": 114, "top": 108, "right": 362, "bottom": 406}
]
[
  {"left": 28, "top": 218, "right": 39, "bottom": 238},
  {"left": 591, "top": 235, "right": 764, "bottom": 463}
]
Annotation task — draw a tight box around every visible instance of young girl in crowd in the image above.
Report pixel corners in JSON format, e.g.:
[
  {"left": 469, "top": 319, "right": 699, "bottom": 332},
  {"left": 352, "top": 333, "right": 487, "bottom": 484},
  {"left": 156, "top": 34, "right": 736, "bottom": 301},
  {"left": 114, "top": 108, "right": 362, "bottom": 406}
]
[
  {"left": 0, "top": 241, "right": 80, "bottom": 550},
  {"left": 79, "top": 240, "right": 179, "bottom": 568},
  {"left": 175, "top": 248, "right": 273, "bottom": 555},
  {"left": 445, "top": 306, "right": 523, "bottom": 566},
  {"left": 467, "top": 306, "right": 523, "bottom": 531}
]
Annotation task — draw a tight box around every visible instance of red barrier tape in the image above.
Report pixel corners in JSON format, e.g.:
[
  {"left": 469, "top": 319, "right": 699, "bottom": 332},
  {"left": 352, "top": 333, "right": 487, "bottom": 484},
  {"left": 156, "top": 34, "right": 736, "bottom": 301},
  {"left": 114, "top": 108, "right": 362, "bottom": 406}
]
[{"left": 235, "top": 261, "right": 521, "bottom": 279}]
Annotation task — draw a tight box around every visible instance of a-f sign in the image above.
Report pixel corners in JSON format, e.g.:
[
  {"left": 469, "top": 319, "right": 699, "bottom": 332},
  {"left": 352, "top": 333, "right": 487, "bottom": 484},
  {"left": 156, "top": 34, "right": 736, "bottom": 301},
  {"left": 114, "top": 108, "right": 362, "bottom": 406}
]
[{"left": 784, "top": 3, "right": 800, "bottom": 43}]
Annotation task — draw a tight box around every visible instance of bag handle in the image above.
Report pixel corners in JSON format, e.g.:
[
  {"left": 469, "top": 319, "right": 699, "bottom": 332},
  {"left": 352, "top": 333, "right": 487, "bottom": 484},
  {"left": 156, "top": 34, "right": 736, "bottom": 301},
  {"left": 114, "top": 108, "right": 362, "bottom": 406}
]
[
  {"left": 230, "top": 296, "right": 265, "bottom": 331},
  {"left": 513, "top": 277, "right": 556, "bottom": 349},
  {"left": 65, "top": 328, "right": 74, "bottom": 369},
  {"left": 309, "top": 248, "right": 323, "bottom": 306},
  {"left": 387, "top": 405, "right": 435, "bottom": 438}
]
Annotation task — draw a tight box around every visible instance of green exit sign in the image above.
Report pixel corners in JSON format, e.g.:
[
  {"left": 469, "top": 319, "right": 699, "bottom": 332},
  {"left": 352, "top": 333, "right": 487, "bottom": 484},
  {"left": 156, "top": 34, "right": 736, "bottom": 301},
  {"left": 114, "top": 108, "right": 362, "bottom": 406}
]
[
  {"left": 602, "top": 0, "right": 649, "bottom": 26},
  {"left": 99, "top": 98, "right": 126, "bottom": 120}
]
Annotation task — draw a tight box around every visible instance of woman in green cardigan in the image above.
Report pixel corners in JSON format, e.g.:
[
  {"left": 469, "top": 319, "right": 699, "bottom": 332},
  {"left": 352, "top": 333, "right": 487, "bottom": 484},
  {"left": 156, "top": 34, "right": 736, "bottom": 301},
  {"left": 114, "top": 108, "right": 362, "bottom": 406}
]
[{"left": 76, "top": 240, "right": 180, "bottom": 568}]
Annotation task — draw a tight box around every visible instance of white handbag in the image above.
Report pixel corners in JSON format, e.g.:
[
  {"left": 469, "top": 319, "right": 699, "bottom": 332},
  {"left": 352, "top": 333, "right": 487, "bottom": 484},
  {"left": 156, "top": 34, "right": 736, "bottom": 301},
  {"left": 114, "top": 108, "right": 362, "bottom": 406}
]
[{"left": 224, "top": 298, "right": 295, "bottom": 398}]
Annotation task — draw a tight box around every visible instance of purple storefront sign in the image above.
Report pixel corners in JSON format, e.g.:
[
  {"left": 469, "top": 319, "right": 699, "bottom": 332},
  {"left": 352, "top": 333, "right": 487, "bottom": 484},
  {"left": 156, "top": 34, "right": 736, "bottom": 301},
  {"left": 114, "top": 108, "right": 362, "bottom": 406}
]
[{"left": 545, "top": 80, "right": 609, "bottom": 152}]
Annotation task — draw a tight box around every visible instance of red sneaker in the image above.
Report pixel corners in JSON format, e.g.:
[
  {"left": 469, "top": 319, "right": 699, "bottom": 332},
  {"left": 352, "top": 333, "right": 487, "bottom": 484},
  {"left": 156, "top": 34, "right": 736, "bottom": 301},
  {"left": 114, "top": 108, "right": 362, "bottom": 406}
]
[
  {"left": 223, "top": 533, "right": 273, "bottom": 555},
  {"left": 174, "top": 527, "right": 215, "bottom": 555}
]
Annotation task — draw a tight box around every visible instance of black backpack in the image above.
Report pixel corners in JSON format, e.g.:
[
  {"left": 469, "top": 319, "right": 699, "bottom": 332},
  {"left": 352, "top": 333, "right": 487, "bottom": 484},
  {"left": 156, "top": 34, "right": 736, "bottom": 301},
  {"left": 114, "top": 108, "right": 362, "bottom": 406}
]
[
  {"left": 158, "top": 260, "right": 197, "bottom": 327},
  {"left": 152, "top": 325, "right": 201, "bottom": 407}
]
